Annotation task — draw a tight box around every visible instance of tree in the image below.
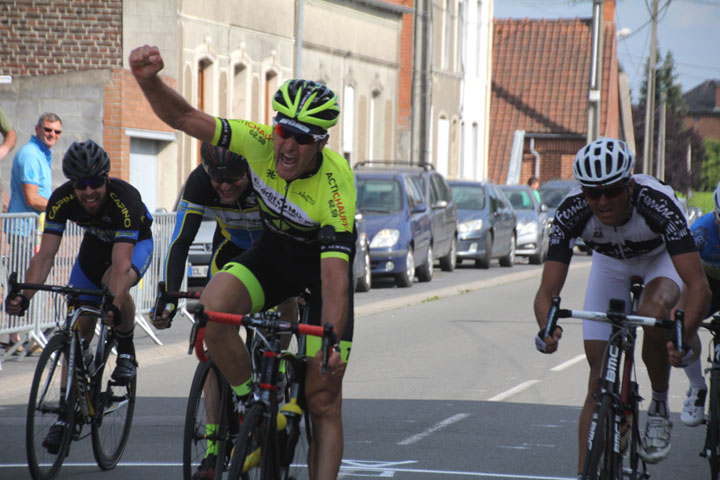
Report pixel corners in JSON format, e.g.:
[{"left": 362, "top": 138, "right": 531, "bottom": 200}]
[
  {"left": 633, "top": 49, "right": 705, "bottom": 192},
  {"left": 702, "top": 138, "right": 720, "bottom": 190}
]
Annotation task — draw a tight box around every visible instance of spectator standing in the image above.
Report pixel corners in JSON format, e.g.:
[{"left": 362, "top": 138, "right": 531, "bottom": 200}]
[
  {"left": 0, "top": 105, "right": 18, "bottom": 211},
  {"left": 5, "top": 112, "right": 62, "bottom": 352}
]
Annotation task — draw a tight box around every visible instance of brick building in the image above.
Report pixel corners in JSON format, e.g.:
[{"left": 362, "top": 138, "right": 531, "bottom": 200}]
[{"left": 683, "top": 79, "right": 720, "bottom": 141}]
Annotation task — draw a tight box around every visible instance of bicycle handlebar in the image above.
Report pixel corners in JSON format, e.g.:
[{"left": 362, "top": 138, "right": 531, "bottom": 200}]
[
  {"left": 545, "top": 296, "right": 685, "bottom": 353},
  {"left": 5, "top": 271, "right": 115, "bottom": 311},
  {"left": 188, "top": 304, "right": 338, "bottom": 373},
  {"left": 155, "top": 281, "right": 201, "bottom": 302}
]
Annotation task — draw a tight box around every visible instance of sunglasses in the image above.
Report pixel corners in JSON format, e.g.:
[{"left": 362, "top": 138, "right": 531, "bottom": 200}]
[
  {"left": 72, "top": 177, "right": 106, "bottom": 190},
  {"left": 42, "top": 126, "right": 62, "bottom": 135},
  {"left": 273, "top": 124, "right": 326, "bottom": 145},
  {"left": 209, "top": 175, "right": 244, "bottom": 185},
  {"left": 582, "top": 183, "right": 627, "bottom": 200}
]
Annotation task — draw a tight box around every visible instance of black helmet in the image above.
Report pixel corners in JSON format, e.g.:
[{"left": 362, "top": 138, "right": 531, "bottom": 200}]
[
  {"left": 62, "top": 140, "right": 111, "bottom": 180},
  {"left": 201, "top": 143, "right": 248, "bottom": 181}
]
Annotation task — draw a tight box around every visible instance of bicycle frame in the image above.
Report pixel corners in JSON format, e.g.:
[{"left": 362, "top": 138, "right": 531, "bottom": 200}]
[{"left": 700, "top": 315, "right": 720, "bottom": 479}]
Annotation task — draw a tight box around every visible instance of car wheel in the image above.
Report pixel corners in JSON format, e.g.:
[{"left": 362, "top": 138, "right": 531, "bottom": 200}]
[
  {"left": 395, "top": 248, "right": 414, "bottom": 288},
  {"left": 355, "top": 245, "right": 372, "bottom": 293},
  {"left": 475, "top": 234, "right": 492, "bottom": 269},
  {"left": 439, "top": 236, "right": 457, "bottom": 272},
  {"left": 499, "top": 234, "right": 515, "bottom": 267},
  {"left": 416, "top": 244, "right": 433, "bottom": 282}
]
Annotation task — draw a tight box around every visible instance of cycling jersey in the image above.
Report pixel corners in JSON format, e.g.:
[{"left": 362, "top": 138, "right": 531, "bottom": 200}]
[
  {"left": 690, "top": 212, "right": 720, "bottom": 280},
  {"left": 164, "top": 165, "right": 262, "bottom": 291},
  {"left": 44, "top": 178, "right": 152, "bottom": 243},
  {"left": 213, "top": 118, "right": 356, "bottom": 261},
  {"left": 547, "top": 174, "right": 696, "bottom": 263}
]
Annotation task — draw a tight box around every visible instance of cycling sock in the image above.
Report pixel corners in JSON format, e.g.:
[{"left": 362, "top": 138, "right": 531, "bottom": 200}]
[
  {"left": 649, "top": 389, "right": 669, "bottom": 417},
  {"left": 279, "top": 358, "right": 286, "bottom": 375},
  {"left": 205, "top": 424, "right": 219, "bottom": 455},
  {"left": 684, "top": 357, "right": 707, "bottom": 390},
  {"left": 115, "top": 327, "right": 135, "bottom": 355},
  {"left": 231, "top": 376, "right": 253, "bottom": 399}
]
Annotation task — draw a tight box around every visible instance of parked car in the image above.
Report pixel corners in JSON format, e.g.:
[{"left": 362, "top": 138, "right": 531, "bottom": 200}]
[
  {"left": 538, "top": 178, "right": 589, "bottom": 254},
  {"left": 355, "top": 168, "right": 433, "bottom": 287},
  {"left": 499, "top": 184, "right": 550, "bottom": 264},
  {"left": 355, "top": 162, "right": 458, "bottom": 272},
  {"left": 353, "top": 212, "right": 372, "bottom": 292},
  {"left": 448, "top": 180, "right": 516, "bottom": 268}
]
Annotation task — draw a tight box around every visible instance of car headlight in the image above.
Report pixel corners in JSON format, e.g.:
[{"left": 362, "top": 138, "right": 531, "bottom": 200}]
[
  {"left": 458, "top": 219, "right": 483, "bottom": 233},
  {"left": 370, "top": 229, "right": 400, "bottom": 248}
]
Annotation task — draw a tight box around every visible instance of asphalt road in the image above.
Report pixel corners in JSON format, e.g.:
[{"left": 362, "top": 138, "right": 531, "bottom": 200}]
[{"left": 0, "top": 255, "right": 711, "bottom": 479}]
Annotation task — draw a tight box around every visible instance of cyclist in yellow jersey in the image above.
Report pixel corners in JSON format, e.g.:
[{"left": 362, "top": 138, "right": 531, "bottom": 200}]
[{"left": 130, "top": 44, "right": 354, "bottom": 480}]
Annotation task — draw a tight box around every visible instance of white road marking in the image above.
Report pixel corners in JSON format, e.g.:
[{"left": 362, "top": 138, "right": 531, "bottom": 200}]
[
  {"left": 397, "top": 413, "right": 470, "bottom": 445},
  {"left": 488, "top": 379, "right": 539, "bottom": 402},
  {"left": 550, "top": 354, "right": 586, "bottom": 372}
]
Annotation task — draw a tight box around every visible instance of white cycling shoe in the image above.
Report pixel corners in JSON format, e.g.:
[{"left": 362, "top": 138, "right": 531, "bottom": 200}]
[
  {"left": 637, "top": 414, "right": 672, "bottom": 464},
  {"left": 681, "top": 387, "right": 707, "bottom": 427}
]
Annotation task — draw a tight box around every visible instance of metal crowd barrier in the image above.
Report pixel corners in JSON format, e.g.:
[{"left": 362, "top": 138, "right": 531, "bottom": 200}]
[{"left": 0, "top": 210, "right": 188, "bottom": 361}]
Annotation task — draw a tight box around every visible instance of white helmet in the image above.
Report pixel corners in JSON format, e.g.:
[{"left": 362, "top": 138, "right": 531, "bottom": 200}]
[
  {"left": 714, "top": 181, "right": 720, "bottom": 215},
  {"left": 573, "top": 138, "right": 635, "bottom": 188}
]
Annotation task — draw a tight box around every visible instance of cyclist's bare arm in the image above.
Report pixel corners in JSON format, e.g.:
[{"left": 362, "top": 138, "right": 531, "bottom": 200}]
[
  {"left": 320, "top": 257, "right": 348, "bottom": 369},
  {"left": 671, "top": 251, "right": 711, "bottom": 340},
  {"left": 533, "top": 260, "right": 569, "bottom": 353},
  {"left": 129, "top": 45, "right": 216, "bottom": 143},
  {"left": 7, "top": 233, "right": 62, "bottom": 312}
]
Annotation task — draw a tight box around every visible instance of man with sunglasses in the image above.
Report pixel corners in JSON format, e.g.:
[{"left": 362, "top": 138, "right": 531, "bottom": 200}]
[
  {"left": 130, "top": 45, "right": 355, "bottom": 480},
  {"left": 533, "top": 137, "right": 710, "bottom": 477}
]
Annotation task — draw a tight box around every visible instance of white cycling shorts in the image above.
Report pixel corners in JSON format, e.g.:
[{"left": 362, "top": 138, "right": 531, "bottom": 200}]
[{"left": 582, "top": 250, "right": 682, "bottom": 341}]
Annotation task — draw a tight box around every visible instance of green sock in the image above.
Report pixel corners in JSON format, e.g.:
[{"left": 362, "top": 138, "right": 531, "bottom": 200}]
[
  {"left": 231, "top": 376, "right": 253, "bottom": 397},
  {"left": 206, "top": 424, "right": 219, "bottom": 456}
]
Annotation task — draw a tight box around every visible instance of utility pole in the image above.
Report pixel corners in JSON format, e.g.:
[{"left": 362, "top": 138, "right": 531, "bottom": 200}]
[
  {"left": 656, "top": 91, "right": 666, "bottom": 181},
  {"left": 643, "top": 0, "right": 659, "bottom": 174},
  {"left": 587, "top": 0, "right": 604, "bottom": 143}
]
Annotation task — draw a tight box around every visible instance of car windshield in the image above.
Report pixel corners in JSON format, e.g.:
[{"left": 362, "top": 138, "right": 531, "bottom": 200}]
[
  {"left": 502, "top": 189, "right": 534, "bottom": 211},
  {"left": 357, "top": 178, "right": 403, "bottom": 213},
  {"left": 539, "top": 187, "right": 571, "bottom": 208},
  {"left": 451, "top": 185, "right": 485, "bottom": 210}
]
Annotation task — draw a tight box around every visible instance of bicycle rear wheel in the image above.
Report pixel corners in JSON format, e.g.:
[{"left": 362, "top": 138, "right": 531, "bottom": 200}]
[
  {"left": 26, "top": 334, "right": 77, "bottom": 480},
  {"left": 279, "top": 357, "right": 310, "bottom": 480},
  {"left": 625, "top": 381, "right": 647, "bottom": 480},
  {"left": 708, "top": 369, "right": 720, "bottom": 480},
  {"left": 227, "top": 403, "right": 279, "bottom": 480},
  {"left": 583, "top": 395, "right": 622, "bottom": 480},
  {"left": 183, "top": 358, "right": 234, "bottom": 480},
  {"left": 91, "top": 336, "right": 137, "bottom": 470}
]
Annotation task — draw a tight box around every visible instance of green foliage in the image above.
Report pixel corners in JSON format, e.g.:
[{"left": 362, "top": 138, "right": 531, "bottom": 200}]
[
  {"left": 688, "top": 191, "right": 714, "bottom": 215},
  {"left": 702, "top": 139, "right": 720, "bottom": 190}
]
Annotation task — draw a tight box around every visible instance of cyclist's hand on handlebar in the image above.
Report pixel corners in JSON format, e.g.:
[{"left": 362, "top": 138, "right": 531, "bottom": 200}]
[
  {"left": 535, "top": 326, "right": 563, "bottom": 354},
  {"left": 5, "top": 294, "right": 30, "bottom": 316},
  {"left": 151, "top": 299, "right": 177, "bottom": 329},
  {"left": 103, "top": 303, "right": 123, "bottom": 327},
  {"left": 315, "top": 346, "right": 345, "bottom": 380},
  {"left": 667, "top": 341, "right": 697, "bottom": 368}
]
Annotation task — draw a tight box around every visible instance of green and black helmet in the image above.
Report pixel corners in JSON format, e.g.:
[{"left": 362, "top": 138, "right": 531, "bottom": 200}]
[{"left": 272, "top": 79, "right": 340, "bottom": 133}]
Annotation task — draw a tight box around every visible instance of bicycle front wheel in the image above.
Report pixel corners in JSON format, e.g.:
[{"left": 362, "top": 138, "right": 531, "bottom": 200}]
[
  {"left": 583, "top": 395, "right": 622, "bottom": 480},
  {"left": 90, "top": 341, "right": 137, "bottom": 470},
  {"left": 708, "top": 369, "right": 720, "bottom": 480},
  {"left": 26, "top": 334, "right": 77, "bottom": 480},
  {"left": 183, "top": 358, "right": 234, "bottom": 480},
  {"left": 227, "top": 403, "right": 279, "bottom": 480}
]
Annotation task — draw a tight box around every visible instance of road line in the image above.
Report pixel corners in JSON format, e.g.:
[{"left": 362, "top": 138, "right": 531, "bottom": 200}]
[
  {"left": 550, "top": 354, "right": 586, "bottom": 372},
  {"left": 397, "top": 413, "right": 470, "bottom": 445},
  {"left": 488, "top": 379, "right": 539, "bottom": 402}
]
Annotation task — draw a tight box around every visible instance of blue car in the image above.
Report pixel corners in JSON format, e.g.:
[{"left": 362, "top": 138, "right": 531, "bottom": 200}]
[{"left": 355, "top": 169, "right": 433, "bottom": 287}]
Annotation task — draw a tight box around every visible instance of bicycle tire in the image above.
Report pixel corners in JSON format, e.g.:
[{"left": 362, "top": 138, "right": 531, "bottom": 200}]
[
  {"left": 583, "top": 395, "right": 621, "bottom": 480},
  {"left": 90, "top": 334, "right": 137, "bottom": 470},
  {"left": 626, "top": 381, "right": 645, "bottom": 480},
  {"left": 279, "top": 357, "right": 310, "bottom": 480},
  {"left": 183, "top": 358, "right": 234, "bottom": 480},
  {"left": 26, "top": 333, "right": 77, "bottom": 480},
  {"left": 227, "top": 403, "right": 279, "bottom": 480},
  {"left": 708, "top": 368, "right": 720, "bottom": 480}
]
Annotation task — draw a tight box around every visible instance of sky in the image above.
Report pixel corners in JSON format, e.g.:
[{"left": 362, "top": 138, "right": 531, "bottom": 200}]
[{"left": 493, "top": 0, "right": 720, "bottom": 102}]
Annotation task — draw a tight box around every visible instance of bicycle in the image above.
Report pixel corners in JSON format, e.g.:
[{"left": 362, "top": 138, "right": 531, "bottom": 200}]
[
  {"left": 5, "top": 272, "right": 136, "bottom": 480},
  {"left": 188, "top": 302, "right": 337, "bottom": 480},
  {"left": 699, "top": 313, "right": 720, "bottom": 480},
  {"left": 544, "top": 276, "right": 684, "bottom": 480}
]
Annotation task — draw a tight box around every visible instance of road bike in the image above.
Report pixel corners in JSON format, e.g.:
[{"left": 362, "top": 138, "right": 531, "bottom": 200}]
[
  {"left": 699, "top": 313, "right": 720, "bottom": 480},
  {"left": 5, "top": 272, "right": 136, "bottom": 480},
  {"left": 188, "top": 302, "right": 337, "bottom": 480},
  {"left": 544, "top": 276, "right": 684, "bottom": 480}
]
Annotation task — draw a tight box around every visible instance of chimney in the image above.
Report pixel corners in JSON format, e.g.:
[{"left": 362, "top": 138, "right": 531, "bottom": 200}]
[{"left": 604, "top": 0, "right": 616, "bottom": 23}]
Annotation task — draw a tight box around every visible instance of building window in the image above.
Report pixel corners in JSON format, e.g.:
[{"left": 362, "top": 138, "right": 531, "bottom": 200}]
[{"left": 343, "top": 85, "right": 355, "bottom": 163}]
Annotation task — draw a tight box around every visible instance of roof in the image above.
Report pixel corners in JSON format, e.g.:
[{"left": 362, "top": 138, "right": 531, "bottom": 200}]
[
  {"left": 683, "top": 79, "right": 720, "bottom": 114},
  {"left": 489, "top": 18, "right": 618, "bottom": 182}
]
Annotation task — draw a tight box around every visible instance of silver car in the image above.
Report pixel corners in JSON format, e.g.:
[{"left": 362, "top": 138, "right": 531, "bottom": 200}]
[{"left": 499, "top": 184, "right": 549, "bottom": 264}]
